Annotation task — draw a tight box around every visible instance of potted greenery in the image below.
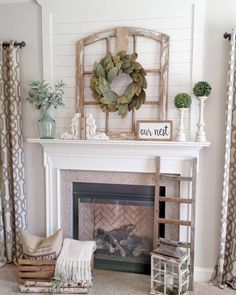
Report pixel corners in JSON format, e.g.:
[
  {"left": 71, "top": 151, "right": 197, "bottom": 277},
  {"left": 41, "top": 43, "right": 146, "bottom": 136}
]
[
  {"left": 26, "top": 80, "right": 65, "bottom": 139},
  {"left": 193, "top": 81, "right": 212, "bottom": 142},
  {"left": 174, "top": 93, "right": 192, "bottom": 141}
]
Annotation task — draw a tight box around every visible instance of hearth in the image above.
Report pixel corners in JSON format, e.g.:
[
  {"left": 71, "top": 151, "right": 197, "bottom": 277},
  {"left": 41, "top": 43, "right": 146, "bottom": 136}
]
[{"left": 72, "top": 182, "right": 166, "bottom": 274}]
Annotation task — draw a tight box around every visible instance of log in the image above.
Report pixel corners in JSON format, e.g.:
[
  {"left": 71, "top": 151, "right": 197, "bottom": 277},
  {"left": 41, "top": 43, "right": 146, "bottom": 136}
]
[
  {"left": 133, "top": 236, "right": 152, "bottom": 257},
  {"left": 19, "top": 281, "right": 89, "bottom": 294},
  {"left": 19, "top": 285, "right": 88, "bottom": 294},
  {"left": 24, "top": 281, "right": 88, "bottom": 288},
  {"left": 25, "top": 281, "right": 53, "bottom": 287},
  {"left": 96, "top": 228, "right": 126, "bottom": 257},
  {"left": 120, "top": 236, "right": 139, "bottom": 251},
  {"left": 110, "top": 224, "right": 134, "bottom": 240}
]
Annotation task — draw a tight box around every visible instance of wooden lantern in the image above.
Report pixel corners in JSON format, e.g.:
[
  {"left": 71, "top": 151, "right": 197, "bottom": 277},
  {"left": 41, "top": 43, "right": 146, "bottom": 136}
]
[{"left": 150, "top": 246, "right": 189, "bottom": 295}]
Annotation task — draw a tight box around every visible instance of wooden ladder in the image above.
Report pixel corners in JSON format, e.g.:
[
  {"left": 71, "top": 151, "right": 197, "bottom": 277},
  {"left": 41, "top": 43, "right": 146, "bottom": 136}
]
[{"left": 154, "top": 157, "right": 197, "bottom": 291}]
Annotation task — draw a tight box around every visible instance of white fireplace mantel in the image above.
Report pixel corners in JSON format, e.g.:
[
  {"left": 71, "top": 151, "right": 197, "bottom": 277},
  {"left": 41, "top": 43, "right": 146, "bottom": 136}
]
[
  {"left": 28, "top": 139, "right": 210, "bottom": 165},
  {"left": 27, "top": 138, "right": 210, "bottom": 236}
]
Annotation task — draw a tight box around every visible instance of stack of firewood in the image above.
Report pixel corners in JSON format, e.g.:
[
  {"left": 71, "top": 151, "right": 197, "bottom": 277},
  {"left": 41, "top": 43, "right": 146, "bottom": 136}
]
[
  {"left": 19, "top": 281, "right": 88, "bottom": 294},
  {"left": 96, "top": 224, "right": 152, "bottom": 258}
]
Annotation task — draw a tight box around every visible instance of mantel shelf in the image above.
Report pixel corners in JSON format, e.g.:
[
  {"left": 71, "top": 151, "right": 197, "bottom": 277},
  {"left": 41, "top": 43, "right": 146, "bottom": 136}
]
[{"left": 27, "top": 138, "right": 210, "bottom": 149}]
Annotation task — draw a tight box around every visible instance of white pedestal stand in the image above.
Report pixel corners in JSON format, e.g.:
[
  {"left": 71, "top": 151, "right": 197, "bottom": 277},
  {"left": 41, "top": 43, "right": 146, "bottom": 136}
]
[
  {"left": 176, "top": 108, "right": 187, "bottom": 142},
  {"left": 195, "top": 96, "right": 208, "bottom": 142}
]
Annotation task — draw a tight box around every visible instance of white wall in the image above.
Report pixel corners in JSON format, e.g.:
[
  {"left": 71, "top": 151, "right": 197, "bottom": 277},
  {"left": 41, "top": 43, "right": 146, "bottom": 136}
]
[
  {"left": 195, "top": 0, "right": 236, "bottom": 271},
  {"left": 0, "top": 1, "right": 46, "bottom": 235},
  {"left": 48, "top": 3, "right": 194, "bottom": 137},
  {"left": 0, "top": 0, "right": 236, "bottom": 279}
]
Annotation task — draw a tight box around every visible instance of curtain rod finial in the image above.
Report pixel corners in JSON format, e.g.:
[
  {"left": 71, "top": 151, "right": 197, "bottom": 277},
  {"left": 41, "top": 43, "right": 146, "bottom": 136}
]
[
  {"left": 20, "top": 41, "right": 26, "bottom": 48},
  {"left": 224, "top": 32, "right": 231, "bottom": 41}
]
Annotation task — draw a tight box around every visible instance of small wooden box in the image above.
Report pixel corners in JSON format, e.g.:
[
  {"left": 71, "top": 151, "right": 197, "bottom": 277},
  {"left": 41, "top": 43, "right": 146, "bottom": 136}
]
[{"left": 18, "top": 259, "right": 56, "bottom": 283}]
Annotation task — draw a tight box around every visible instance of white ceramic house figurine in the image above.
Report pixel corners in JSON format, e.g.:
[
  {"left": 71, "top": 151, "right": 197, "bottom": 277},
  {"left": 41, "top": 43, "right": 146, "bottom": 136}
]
[
  {"left": 174, "top": 93, "right": 192, "bottom": 142},
  {"left": 193, "top": 81, "right": 212, "bottom": 142}
]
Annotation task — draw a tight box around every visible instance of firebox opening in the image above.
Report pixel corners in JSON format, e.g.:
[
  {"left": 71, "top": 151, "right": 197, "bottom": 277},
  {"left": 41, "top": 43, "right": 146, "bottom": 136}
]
[{"left": 73, "top": 182, "right": 165, "bottom": 274}]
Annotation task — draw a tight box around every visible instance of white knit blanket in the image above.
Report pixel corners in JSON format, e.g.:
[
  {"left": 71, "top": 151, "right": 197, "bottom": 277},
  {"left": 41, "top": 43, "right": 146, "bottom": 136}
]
[{"left": 54, "top": 238, "right": 96, "bottom": 285}]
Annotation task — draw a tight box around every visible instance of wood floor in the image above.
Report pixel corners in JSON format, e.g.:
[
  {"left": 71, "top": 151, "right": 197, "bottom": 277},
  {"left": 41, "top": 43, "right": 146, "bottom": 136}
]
[{"left": 0, "top": 264, "right": 235, "bottom": 294}]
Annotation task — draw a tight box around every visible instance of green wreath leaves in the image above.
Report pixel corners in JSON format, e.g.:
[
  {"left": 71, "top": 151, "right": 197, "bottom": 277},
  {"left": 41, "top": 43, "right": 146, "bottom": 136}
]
[{"left": 90, "top": 51, "right": 147, "bottom": 118}]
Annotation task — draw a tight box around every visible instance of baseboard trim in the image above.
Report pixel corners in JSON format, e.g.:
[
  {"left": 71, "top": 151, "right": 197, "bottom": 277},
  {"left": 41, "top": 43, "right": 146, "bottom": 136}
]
[{"left": 194, "top": 267, "right": 213, "bottom": 282}]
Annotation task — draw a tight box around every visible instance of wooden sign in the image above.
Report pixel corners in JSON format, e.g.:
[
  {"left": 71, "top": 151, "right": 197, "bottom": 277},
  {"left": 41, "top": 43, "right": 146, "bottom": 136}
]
[{"left": 137, "top": 120, "right": 173, "bottom": 141}]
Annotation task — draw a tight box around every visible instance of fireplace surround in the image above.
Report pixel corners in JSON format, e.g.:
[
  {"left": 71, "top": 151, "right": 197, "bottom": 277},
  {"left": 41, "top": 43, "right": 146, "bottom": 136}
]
[
  {"left": 60, "top": 170, "right": 179, "bottom": 240},
  {"left": 28, "top": 139, "right": 210, "bottom": 237}
]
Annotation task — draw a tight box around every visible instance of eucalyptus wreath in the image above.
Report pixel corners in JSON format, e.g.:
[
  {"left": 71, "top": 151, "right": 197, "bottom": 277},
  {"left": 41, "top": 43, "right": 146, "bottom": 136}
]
[{"left": 90, "top": 51, "right": 147, "bottom": 118}]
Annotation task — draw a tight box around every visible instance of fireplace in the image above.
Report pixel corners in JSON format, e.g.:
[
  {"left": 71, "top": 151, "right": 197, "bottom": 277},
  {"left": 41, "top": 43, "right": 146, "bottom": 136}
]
[
  {"left": 27, "top": 139, "right": 210, "bottom": 281},
  {"left": 58, "top": 170, "right": 181, "bottom": 274},
  {"left": 72, "top": 182, "right": 176, "bottom": 274}
]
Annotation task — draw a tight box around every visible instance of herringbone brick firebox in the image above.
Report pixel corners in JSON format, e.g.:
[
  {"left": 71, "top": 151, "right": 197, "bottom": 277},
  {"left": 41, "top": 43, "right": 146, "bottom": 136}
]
[{"left": 73, "top": 183, "right": 158, "bottom": 273}]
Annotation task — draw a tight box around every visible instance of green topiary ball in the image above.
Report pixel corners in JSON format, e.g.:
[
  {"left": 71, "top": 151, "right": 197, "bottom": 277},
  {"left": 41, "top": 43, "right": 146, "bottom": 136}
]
[
  {"left": 193, "top": 81, "right": 212, "bottom": 97},
  {"left": 174, "top": 93, "right": 192, "bottom": 108}
]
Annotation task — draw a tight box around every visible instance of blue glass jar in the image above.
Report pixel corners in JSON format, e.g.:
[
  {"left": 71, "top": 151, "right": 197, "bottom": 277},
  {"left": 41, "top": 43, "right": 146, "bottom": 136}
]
[{"left": 38, "top": 109, "right": 56, "bottom": 139}]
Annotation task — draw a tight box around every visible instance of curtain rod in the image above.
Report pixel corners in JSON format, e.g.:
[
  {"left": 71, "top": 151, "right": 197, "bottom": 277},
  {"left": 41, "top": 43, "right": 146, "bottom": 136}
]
[
  {"left": 224, "top": 32, "right": 231, "bottom": 41},
  {"left": 2, "top": 41, "right": 26, "bottom": 49}
]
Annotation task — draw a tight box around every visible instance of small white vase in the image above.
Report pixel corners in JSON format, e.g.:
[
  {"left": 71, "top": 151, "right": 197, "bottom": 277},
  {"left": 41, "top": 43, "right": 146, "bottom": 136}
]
[
  {"left": 195, "top": 96, "right": 208, "bottom": 142},
  {"left": 176, "top": 108, "right": 187, "bottom": 141}
]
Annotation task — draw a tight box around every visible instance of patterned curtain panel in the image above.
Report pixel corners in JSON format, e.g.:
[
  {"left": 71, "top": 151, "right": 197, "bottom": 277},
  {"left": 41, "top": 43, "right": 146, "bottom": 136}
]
[
  {"left": 0, "top": 41, "right": 27, "bottom": 265},
  {"left": 210, "top": 30, "right": 236, "bottom": 288}
]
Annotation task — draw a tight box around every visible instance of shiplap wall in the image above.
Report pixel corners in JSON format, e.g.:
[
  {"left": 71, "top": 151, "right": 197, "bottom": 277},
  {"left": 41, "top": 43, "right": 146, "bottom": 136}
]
[{"left": 45, "top": 1, "right": 197, "bottom": 138}]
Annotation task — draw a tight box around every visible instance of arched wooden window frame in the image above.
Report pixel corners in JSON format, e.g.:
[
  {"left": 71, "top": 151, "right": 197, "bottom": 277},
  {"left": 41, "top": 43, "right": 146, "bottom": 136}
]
[{"left": 76, "top": 27, "right": 169, "bottom": 139}]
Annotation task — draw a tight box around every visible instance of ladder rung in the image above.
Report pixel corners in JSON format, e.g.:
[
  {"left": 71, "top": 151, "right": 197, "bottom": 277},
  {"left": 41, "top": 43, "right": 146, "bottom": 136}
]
[
  {"left": 145, "top": 101, "right": 159, "bottom": 105},
  {"left": 84, "top": 69, "right": 161, "bottom": 75},
  {"left": 84, "top": 101, "right": 99, "bottom": 105},
  {"left": 160, "top": 174, "right": 193, "bottom": 182},
  {"left": 84, "top": 100, "right": 159, "bottom": 106},
  {"left": 159, "top": 197, "right": 192, "bottom": 204},
  {"left": 145, "top": 69, "right": 161, "bottom": 74},
  {"left": 158, "top": 218, "right": 191, "bottom": 226},
  {"left": 159, "top": 238, "right": 191, "bottom": 249}
]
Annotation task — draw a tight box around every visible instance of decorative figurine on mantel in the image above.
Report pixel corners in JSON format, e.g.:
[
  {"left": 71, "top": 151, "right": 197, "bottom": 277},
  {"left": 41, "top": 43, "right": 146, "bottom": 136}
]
[
  {"left": 174, "top": 93, "right": 192, "bottom": 142},
  {"left": 86, "top": 113, "right": 109, "bottom": 140},
  {"left": 60, "top": 113, "right": 109, "bottom": 140},
  {"left": 193, "top": 81, "right": 212, "bottom": 142},
  {"left": 61, "top": 113, "right": 81, "bottom": 140}
]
